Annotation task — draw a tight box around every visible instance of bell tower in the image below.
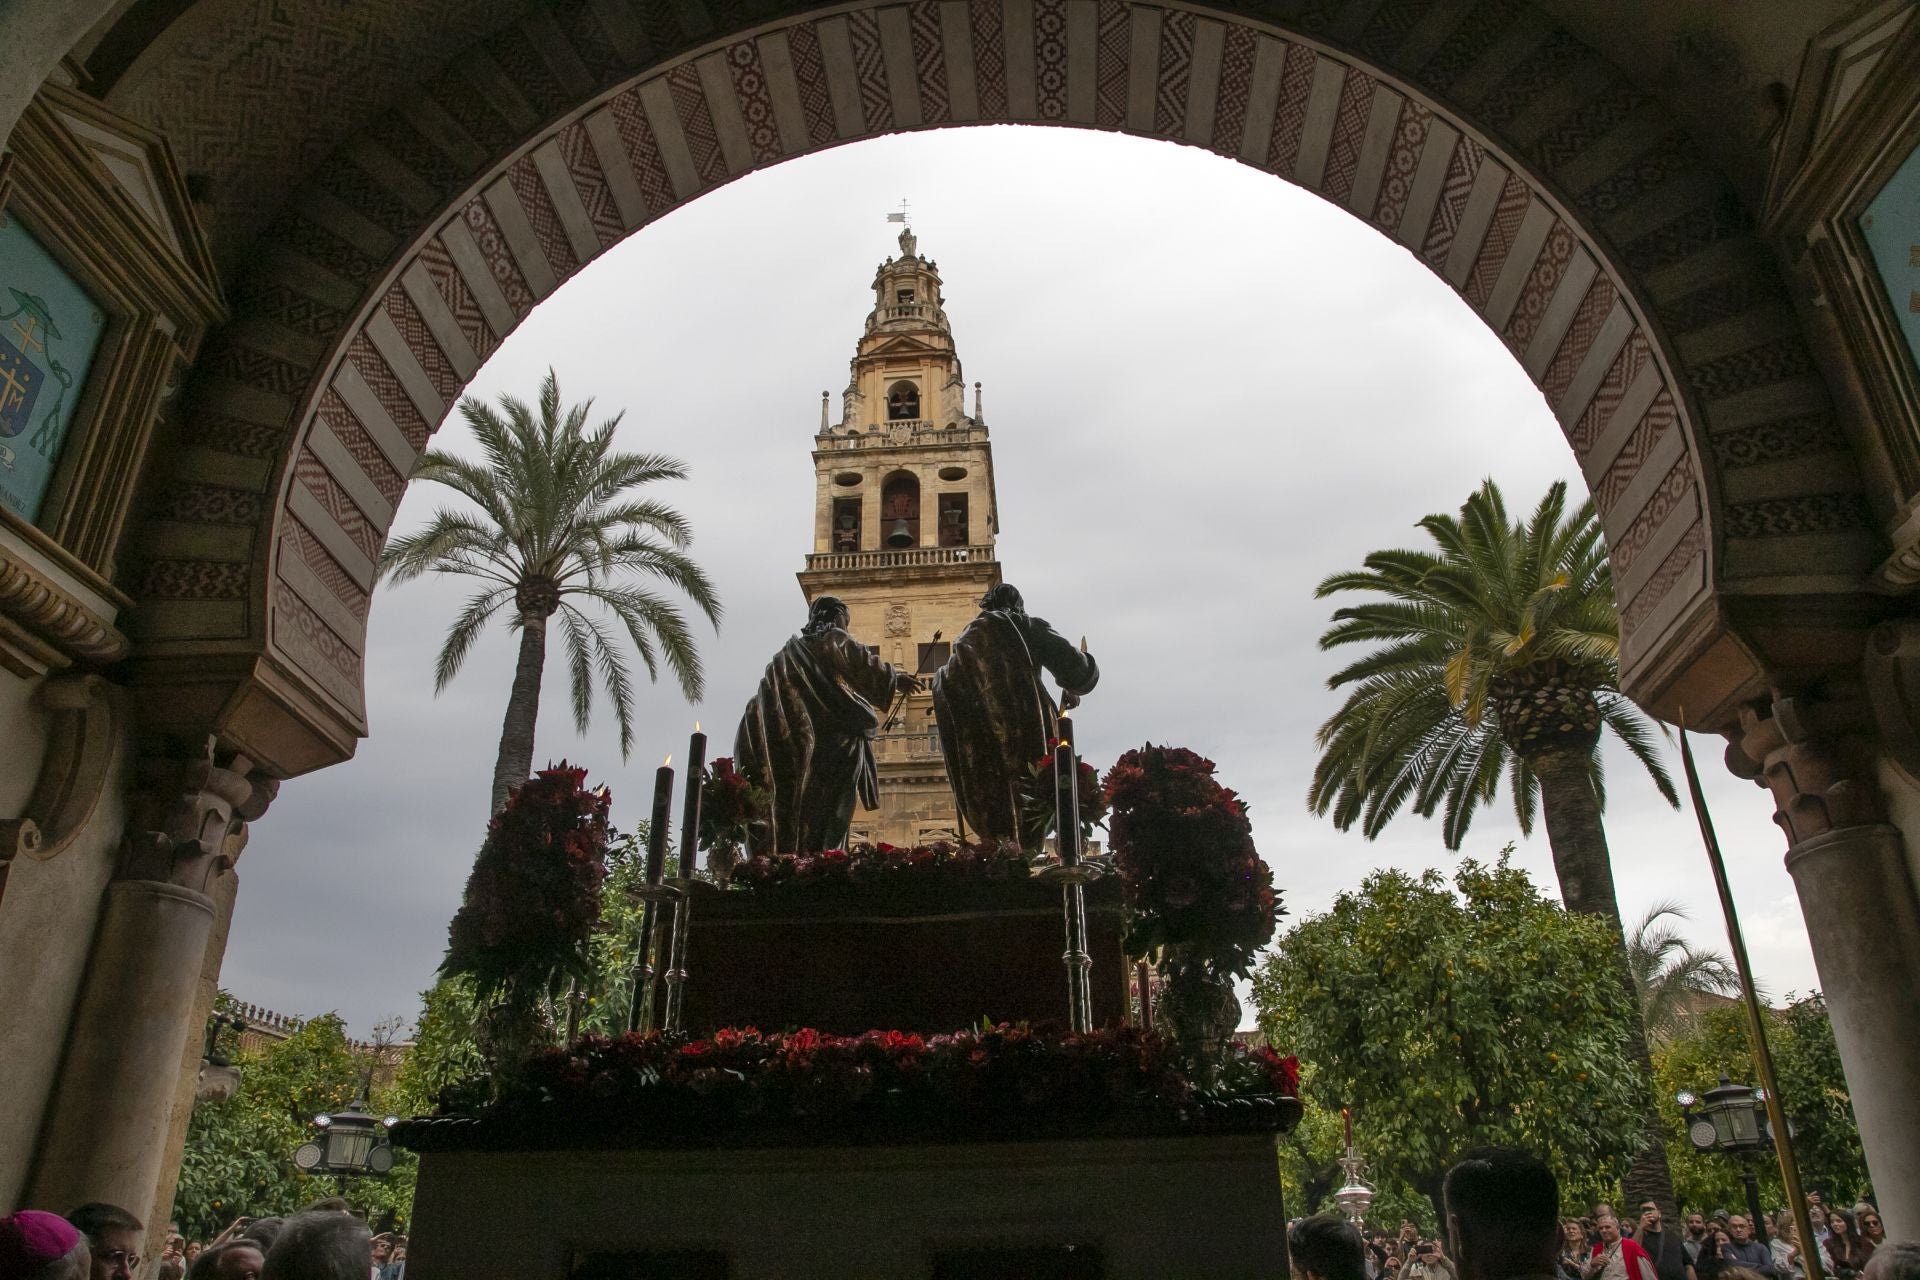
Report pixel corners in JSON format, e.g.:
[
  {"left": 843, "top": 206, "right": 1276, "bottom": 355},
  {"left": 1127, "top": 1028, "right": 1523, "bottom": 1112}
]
[{"left": 797, "top": 225, "right": 1002, "bottom": 846}]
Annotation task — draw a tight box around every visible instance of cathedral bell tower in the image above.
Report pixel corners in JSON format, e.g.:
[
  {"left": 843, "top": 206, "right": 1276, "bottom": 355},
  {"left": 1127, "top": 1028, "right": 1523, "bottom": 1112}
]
[{"left": 797, "top": 226, "right": 1001, "bottom": 846}]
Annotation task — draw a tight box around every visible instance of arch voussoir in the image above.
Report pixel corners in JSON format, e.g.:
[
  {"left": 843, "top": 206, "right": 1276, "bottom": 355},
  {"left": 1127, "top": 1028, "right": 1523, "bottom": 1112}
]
[{"left": 123, "top": 0, "right": 1878, "bottom": 775}]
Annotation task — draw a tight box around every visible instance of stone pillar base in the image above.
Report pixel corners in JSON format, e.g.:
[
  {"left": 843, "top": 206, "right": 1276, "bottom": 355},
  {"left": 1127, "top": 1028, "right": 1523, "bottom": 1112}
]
[
  {"left": 25, "top": 879, "right": 213, "bottom": 1224},
  {"left": 1786, "top": 823, "right": 1920, "bottom": 1235}
]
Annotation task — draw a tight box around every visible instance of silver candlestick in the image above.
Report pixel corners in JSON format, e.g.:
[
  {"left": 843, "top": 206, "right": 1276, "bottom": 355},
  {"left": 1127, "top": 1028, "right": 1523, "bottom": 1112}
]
[
  {"left": 661, "top": 880, "right": 695, "bottom": 1033},
  {"left": 626, "top": 881, "right": 681, "bottom": 1033}
]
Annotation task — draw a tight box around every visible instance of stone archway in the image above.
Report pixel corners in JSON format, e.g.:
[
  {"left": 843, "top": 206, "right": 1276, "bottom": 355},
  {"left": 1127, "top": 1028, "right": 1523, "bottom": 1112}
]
[{"left": 116, "top": 0, "right": 1876, "bottom": 781}]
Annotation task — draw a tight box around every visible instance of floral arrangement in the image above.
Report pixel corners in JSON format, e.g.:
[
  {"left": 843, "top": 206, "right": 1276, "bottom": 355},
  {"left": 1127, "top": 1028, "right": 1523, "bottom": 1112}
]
[
  {"left": 732, "top": 838, "right": 1030, "bottom": 889},
  {"left": 1016, "top": 744, "right": 1108, "bottom": 850},
  {"left": 698, "top": 756, "right": 768, "bottom": 861},
  {"left": 407, "top": 1023, "right": 1299, "bottom": 1146},
  {"left": 442, "top": 762, "right": 612, "bottom": 1000},
  {"left": 1104, "top": 745, "right": 1280, "bottom": 981}
]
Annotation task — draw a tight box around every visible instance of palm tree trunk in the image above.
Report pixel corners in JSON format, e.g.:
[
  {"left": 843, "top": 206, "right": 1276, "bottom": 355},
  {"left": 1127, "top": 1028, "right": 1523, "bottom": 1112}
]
[
  {"left": 489, "top": 612, "right": 549, "bottom": 816},
  {"left": 1532, "top": 747, "right": 1679, "bottom": 1221}
]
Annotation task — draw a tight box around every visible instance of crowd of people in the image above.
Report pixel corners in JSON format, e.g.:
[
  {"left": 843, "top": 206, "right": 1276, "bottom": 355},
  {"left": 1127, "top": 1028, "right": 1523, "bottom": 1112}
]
[
  {"left": 1288, "top": 1155, "right": 1914, "bottom": 1280},
  {"left": 0, "top": 1200, "right": 405, "bottom": 1280}
]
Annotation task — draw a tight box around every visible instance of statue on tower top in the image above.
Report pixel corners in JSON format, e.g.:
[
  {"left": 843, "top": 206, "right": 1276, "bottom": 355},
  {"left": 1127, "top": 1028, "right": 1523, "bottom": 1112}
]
[{"left": 887, "top": 200, "right": 916, "bottom": 258}]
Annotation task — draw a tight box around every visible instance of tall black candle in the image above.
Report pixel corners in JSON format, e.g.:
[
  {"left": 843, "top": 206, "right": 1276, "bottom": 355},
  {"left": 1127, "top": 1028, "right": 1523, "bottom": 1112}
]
[
  {"left": 645, "top": 756, "right": 673, "bottom": 883},
  {"left": 678, "top": 725, "right": 707, "bottom": 878},
  {"left": 1054, "top": 738, "right": 1080, "bottom": 867},
  {"left": 1056, "top": 707, "right": 1074, "bottom": 749}
]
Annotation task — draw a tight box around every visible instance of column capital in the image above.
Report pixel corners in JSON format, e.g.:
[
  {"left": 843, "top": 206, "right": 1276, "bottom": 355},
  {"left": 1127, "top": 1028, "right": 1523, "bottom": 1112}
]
[
  {"left": 118, "top": 739, "right": 279, "bottom": 893},
  {"left": 1725, "top": 688, "right": 1886, "bottom": 845}
]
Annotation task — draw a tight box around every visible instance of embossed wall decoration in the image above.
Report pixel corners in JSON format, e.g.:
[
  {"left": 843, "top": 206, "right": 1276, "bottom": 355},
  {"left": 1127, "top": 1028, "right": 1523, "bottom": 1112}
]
[{"left": 118, "top": 0, "right": 1875, "bottom": 774}]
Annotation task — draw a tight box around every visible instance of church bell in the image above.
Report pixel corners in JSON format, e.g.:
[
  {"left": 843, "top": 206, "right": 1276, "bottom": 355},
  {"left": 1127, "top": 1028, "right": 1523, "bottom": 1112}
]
[{"left": 887, "top": 518, "right": 914, "bottom": 547}]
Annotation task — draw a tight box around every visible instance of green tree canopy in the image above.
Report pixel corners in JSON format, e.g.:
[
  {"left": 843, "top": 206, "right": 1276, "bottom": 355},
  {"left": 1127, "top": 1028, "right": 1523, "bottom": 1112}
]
[
  {"left": 380, "top": 369, "right": 723, "bottom": 815},
  {"left": 173, "top": 1007, "right": 414, "bottom": 1240},
  {"left": 1652, "top": 995, "right": 1868, "bottom": 1213},
  {"left": 1252, "top": 856, "right": 1645, "bottom": 1219}
]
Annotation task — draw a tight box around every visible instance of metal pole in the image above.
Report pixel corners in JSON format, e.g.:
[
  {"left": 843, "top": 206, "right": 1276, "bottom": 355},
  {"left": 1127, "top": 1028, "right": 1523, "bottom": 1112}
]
[
  {"left": 1062, "top": 880, "right": 1093, "bottom": 1033},
  {"left": 1678, "top": 726, "right": 1822, "bottom": 1280},
  {"left": 1742, "top": 1159, "right": 1767, "bottom": 1245},
  {"left": 626, "top": 897, "right": 660, "bottom": 1033},
  {"left": 662, "top": 884, "right": 693, "bottom": 1033}
]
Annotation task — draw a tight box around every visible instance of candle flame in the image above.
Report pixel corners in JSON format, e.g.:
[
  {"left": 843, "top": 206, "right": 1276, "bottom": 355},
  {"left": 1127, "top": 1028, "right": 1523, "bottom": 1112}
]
[
  {"left": 694, "top": 721, "right": 701, "bottom": 733},
  {"left": 1059, "top": 708, "right": 1072, "bottom": 719},
  {"left": 663, "top": 754, "right": 673, "bottom": 767}
]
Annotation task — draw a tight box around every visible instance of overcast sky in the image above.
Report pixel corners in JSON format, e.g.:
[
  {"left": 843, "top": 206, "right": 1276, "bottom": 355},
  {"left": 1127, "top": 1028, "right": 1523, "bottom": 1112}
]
[{"left": 223, "top": 125, "right": 1820, "bottom": 1037}]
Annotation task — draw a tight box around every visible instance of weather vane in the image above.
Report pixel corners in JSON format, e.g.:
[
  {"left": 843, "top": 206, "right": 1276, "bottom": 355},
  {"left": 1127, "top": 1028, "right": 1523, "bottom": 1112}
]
[{"left": 886, "top": 197, "right": 911, "bottom": 228}]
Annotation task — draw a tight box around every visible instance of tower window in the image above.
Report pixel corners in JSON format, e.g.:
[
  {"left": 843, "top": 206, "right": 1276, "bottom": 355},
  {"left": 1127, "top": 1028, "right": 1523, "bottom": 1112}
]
[
  {"left": 887, "top": 380, "right": 920, "bottom": 421},
  {"left": 832, "top": 497, "right": 862, "bottom": 552},
  {"left": 937, "top": 492, "right": 968, "bottom": 546},
  {"left": 882, "top": 472, "right": 920, "bottom": 547},
  {"left": 896, "top": 288, "right": 915, "bottom": 304}
]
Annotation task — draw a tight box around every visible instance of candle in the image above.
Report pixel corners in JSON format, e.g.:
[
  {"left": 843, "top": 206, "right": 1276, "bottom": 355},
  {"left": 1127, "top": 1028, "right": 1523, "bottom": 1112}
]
[
  {"left": 1056, "top": 707, "right": 1073, "bottom": 749},
  {"left": 645, "top": 755, "right": 673, "bottom": 884},
  {"left": 1054, "top": 738, "right": 1080, "bottom": 867},
  {"left": 678, "top": 724, "right": 707, "bottom": 879},
  {"left": 1343, "top": 1107, "right": 1353, "bottom": 1148}
]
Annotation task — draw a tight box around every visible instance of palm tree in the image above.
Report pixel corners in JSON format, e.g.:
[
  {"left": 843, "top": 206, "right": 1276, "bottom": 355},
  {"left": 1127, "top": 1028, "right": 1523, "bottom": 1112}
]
[
  {"left": 1307, "top": 476, "right": 1681, "bottom": 1209},
  {"left": 380, "top": 369, "right": 722, "bottom": 816},
  {"left": 1627, "top": 901, "right": 1743, "bottom": 1042}
]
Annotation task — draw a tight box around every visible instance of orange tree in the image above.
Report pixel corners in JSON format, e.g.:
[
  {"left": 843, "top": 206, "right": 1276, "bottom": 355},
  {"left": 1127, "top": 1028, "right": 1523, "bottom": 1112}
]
[{"left": 1251, "top": 856, "right": 1643, "bottom": 1220}]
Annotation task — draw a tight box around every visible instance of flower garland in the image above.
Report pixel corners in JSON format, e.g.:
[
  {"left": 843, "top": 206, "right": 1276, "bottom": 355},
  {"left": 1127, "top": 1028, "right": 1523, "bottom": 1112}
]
[
  {"left": 411, "top": 1023, "right": 1298, "bottom": 1145},
  {"left": 1016, "top": 744, "right": 1109, "bottom": 851},
  {"left": 442, "top": 762, "right": 611, "bottom": 999},
  {"left": 731, "top": 838, "right": 1032, "bottom": 889},
  {"left": 1104, "top": 745, "right": 1280, "bottom": 981}
]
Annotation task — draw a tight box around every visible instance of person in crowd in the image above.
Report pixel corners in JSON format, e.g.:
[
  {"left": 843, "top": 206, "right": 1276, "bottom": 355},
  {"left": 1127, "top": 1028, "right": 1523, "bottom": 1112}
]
[
  {"left": 1586, "top": 1213, "right": 1658, "bottom": 1280},
  {"left": 1808, "top": 1208, "right": 1831, "bottom": 1250},
  {"left": 1400, "top": 1225, "right": 1422, "bottom": 1263},
  {"left": 163, "top": 1237, "right": 186, "bottom": 1266},
  {"left": 1858, "top": 1211, "right": 1888, "bottom": 1253},
  {"left": 1407, "top": 1238, "right": 1460, "bottom": 1280},
  {"left": 187, "top": 1241, "right": 264, "bottom": 1280},
  {"left": 1562, "top": 1222, "right": 1593, "bottom": 1280},
  {"left": 1721, "top": 1216, "right": 1776, "bottom": 1278},
  {"left": 380, "top": 1245, "right": 403, "bottom": 1280},
  {"left": 1825, "top": 1211, "right": 1870, "bottom": 1277},
  {"left": 1768, "top": 1213, "right": 1802, "bottom": 1280},
  {"left": 1, "top": 1211, "right": 92, "bottom": 1280},
  {"left": 1290, "top": 1214, "right": 1369, "bottom": 1280},
  {"left": 368, "top": 1235, "right": 392, "bottom": 1280},
  {"left": 184, "top": 1245, "right": 203, "bottom": 1266},
  {"left": 64, "top": 1205, "right": 143, "bottom": 1280},
  {"left": 260, "top": 1212, "right": 371, "bottom": 1280},
  {"left": 1441, "top": 1147, "right": 1561, "bottom": 1280},
  {"left": 156, "top": 1262, "right": 184, "bottom": 1280},
  {"left": 1636, "top": 1202, "right": 1695, "bottom": 1280},
  {"left": 1685, "top": 1216, "right": 1713, "bottom": 1268},
  {"left": 237, "top": 1223, "right": 284, "bottom": 1256},
  {"left": 1863, "top": 1243, "right": 1920, "bottom": 1280}
]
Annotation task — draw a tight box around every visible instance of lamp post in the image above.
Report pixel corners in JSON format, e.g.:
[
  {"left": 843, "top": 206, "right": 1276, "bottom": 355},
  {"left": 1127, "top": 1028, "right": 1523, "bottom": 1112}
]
[
  {"left": 293, "top": 1097, "right": 399, "bottom": 1193},
  {"left": 1677, "top": 1075, "right": 1781, "bottom": 1243}
]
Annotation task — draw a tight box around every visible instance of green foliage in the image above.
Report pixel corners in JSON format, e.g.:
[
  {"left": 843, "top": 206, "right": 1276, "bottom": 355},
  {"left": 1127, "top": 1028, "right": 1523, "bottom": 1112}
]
[
  {"left": 393, "top": 828, "right": 655, "bottom": 1113},
  {"left": 1626, "top": 902, "right": 1741, "bottom": 1043},
  {"left": 1252, "top": 855, "right": 1645, "bottom": 1214},
  {"left": 1308, "top": 478, "right": 1676, "bottom": 848},
  {"left": 173, "top": 1008, "right": 415, "bottom": 1239},
  {"left": 379, "top": 367, "right": 723, "bottom": 757},
  {"left": 1652, "top": 995, "right": 1868, "bottom": 1212}
]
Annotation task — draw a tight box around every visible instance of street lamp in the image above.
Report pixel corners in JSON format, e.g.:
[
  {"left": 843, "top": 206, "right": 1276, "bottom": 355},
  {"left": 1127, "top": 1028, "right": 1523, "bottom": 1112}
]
[
  {"left": 1677, "top": 1075, "right": 1783, "bottom": 1243},
  {"left": 293, "top": 1097, "right": 399, "bottom": 1190}
]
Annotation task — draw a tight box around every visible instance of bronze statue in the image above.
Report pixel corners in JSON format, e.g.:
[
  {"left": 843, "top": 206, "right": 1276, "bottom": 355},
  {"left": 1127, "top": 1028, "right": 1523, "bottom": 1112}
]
[
  {"left": 932, "top": 583, "right": 1099, "bottom": 846},
  {"left": 734, "top": 596, "right": 921, "bottom": 854}
]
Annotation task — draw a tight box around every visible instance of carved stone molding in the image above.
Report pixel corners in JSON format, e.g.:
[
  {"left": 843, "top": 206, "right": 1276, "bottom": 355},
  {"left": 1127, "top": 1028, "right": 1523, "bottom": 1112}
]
[
  {"left": 118, "top": 741, "right": 278, "bottom": 894},
  {"left": 0, "top": 674, "right": 122, "bottom": 865},
  {"left": 1727, "top": 690, "right": 1888, "bottom": 844},
  {"left": 0, "top": 535, "right": 130, "bottom": 674}
]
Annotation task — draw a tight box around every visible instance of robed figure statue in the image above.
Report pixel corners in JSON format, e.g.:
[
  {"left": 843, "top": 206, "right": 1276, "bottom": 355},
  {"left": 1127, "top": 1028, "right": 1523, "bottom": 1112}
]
[
  {"left": 932, "top": 583, "right": 1099, "bottom": 845},
  {"left": 735, "top": 595, "right": 921, "bottom": 854}
]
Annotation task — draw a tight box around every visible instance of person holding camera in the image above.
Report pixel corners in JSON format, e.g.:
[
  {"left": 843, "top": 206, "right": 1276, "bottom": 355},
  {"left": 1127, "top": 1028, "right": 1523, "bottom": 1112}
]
[{"left": 1405, "top": 1238, "right": 1459, "bottom": 1280}]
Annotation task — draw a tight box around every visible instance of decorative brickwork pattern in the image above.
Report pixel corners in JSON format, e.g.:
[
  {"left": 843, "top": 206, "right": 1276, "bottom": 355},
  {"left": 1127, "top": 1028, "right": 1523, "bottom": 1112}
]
[
  {"left": 1592, "top": 392, "right": 1675, "bottom": 514},
  {"left": 1266, "top": 43, "right": 1318, "bottom": 176},
  {"left": 666, "top": 63, "right": 732, "bottom": 185},
  {"left": 461, "top": 195, "right": 538, "bottom": 316},
  {"left": 909, "top": 2, "right": 953, "bottom": 125},
  {"left": 1568, "top": 330, "right": 1653, "bottom": 456},
  {"left": 1094, "top": 0, "right": 1131, "bottom": 130},
  {"left": 1371, "top": 99, "right": 1431, "bottom": 232},
  {"left": 418, "top": 237, "right": 499, "bottom": 360},
  {"left": 607, "top": 88, "right": 679, "bottom": 213},
  {"left": 1540, "top": 275, "right": 1616, "bottom": 404},
  {"left": 347, "top": 333, "right": 430, "bottom": 451},
  {"left": 1320, "top": 67, "right": 1377, "bottom": 203},
  {"left": 1619, "top": 519, "right": 1705, "bottom": 634},
  {"left": 1726, "top": 493, "right": 1872, "bottom": 538},
  {"left": 1421, "top": 134, "right": 1485, "bottom": 267},
  {"left": 285, "top": 517, "right": 372, "bottom": 620},
  {"left": 382, "top": 286, "right": 464, "bottom": 403},
  {"left": 1504, "top": 221, "right": 1577, "bottom": 352},
  {"left": 557, "top": 119, "right": 628, "bottom": 246},
  {"left": 1612, "top": 453, "right": 1695, "bottom": 576},
  {"left": 1463, "top": 173, "right": 1530, "bottom": 308},
  {"left": 847, "top": 11, "right": 896, "bottom": 132},
  {"left": 968, "top": 0, "right": 1010, "bottom": 120},
  {"left": 317, "top": 390, "right": 407, "bottom": 504},
  {"left": 295, "top": 451, "right": 381, "bottom": 560},
  {"left": 1710, "top": 413, "right": 1847, "bottom": 469},
  {"left": 1153, "top": 9, "right": 1196, "bottom": 136},
  {"left": 1034, "top": 0, "right": 1069, "bottom": 119},
  {"left": 1210, "top": 23, "right": 1257, "bottom": 153}
]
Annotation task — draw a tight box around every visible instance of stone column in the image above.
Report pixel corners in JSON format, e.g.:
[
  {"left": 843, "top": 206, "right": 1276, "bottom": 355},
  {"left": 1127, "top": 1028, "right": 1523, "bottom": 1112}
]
[
  {"left": 1728, "top": 694, "right": 1920, "bottom": 1236},
  {"left": 23, "top": 746, "right": 273, "bottom": 1234}
]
